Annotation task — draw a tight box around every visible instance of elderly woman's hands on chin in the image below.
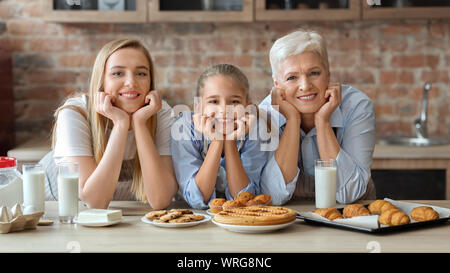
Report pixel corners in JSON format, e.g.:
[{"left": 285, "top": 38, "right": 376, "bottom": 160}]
[
  {"left": 271, "top": 87, "right": 301, "bottom": 122},
  {"left": 314, "top": 83, "right": 342, "bottom": 125}
]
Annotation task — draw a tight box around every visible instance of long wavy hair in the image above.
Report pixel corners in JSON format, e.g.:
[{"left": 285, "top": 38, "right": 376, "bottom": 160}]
[{"left": 52, "top": 39, "right": 157, "bottom": 202}]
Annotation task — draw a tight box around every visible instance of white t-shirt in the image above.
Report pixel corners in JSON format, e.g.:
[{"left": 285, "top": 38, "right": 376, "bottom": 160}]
[{"left": 53, "top": 94, "right": 174, "bottom": 163}]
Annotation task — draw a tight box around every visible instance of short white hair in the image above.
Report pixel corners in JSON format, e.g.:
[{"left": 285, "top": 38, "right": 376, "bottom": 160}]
[{"left": 270, "top": 29, "right": 329, "bottom": 79}]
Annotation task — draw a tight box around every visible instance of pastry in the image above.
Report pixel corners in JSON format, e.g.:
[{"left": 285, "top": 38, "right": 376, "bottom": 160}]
[
  {"left": 235, "top": 192, "right": 255, "bottom": 206},
  {"left": 236, "top": 192, "right": 255, "bottom": 201},
  {"left": 169, "top": 209, "right": 193, "bottom": 215},
  {"left": 186, "top": 214, "right": 205, "bottom": 221},
  {"left": 222, "top": 200, "right": 244, "bottom": 210},
  {"left": 146, "top": 209, "right": 206, "bottom": 223},
  {"left": 314, "top": 208, "right": 343, "bottom": 221},
  {"left": 378, "top": 208, "right": 410, "bottom": 226},
  {"left": 214, "top": 205, "right": 297, "bottom": 226},
  {"left": 368, "top": 200, "right": 397, "bottom": 215},
  {"left": 246, "top": 194, "right": 272, "bottom": 206},
  {"left": 168, "top": 215, "right": 193, "bottom": 223},
  {"left": 209, "top": 198, "right": 226, "bottom": 213},
  {"left": 158, "top": 211, "right": 183, "bottom": 222},
  {"left": 145, "top": 210, "right": 168, "bottom": 220},
  {"left": 410, "top": 206, "right": 439, "bottom": 222},
  {"left": 342, "top": 204, "right": 370, "bottom": 218}
]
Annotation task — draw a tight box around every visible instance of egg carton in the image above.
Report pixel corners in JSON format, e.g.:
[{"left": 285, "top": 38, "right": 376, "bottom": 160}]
[{"left": 0, "top": 204, "right": 44, "bottom": 234}]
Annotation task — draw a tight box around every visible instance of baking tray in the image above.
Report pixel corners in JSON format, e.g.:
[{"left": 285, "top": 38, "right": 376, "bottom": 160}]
[{"left": 296, "top": 205, "right": 450, "bottom": 234}]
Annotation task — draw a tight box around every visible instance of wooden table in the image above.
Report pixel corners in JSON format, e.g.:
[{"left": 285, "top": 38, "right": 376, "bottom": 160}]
[{"left": 1, "top": 200, "right": 449, "bottom": 253}]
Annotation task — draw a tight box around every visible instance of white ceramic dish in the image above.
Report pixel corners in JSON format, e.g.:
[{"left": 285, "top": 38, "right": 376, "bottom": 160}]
[
  {"left": 75, "top": 218, "right": 123, "bottom": 227},
  {"left": 206, "top": 209, "right": 216, "bottom": 216},
  {"left": 141, "top": 213, "right": 211, "bottom": 228},
  {"left": 211, "top": 219, "right": 296, "bottom": 233}
]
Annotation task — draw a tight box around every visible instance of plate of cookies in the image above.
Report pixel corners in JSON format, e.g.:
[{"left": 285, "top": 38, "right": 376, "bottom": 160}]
[
  {"left": 212, "top": 205, "right": 297, "bottom": 233},
  {"left": 141, "top": 209, "right": 211, "bottom": 228},
  {"left": 297, "top": 198, "right": 450, "bottom": 233},
  {"left": 208, "top": 192, "right": 272, "bottom": 215}
]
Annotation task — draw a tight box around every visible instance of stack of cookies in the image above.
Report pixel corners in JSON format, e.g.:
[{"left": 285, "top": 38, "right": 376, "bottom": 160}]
[
  {"left": 209, "top": 192, "right": 272, "bottom": 214},
  {"left": 145, "top": 209, "right": 205, "bottom": 223}
]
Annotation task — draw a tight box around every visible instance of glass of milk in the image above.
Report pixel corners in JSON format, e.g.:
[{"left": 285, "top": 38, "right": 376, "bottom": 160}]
[
  {"left": 57, "top": 162, "right": 79, "bottom": 224},
  {"left": 22, "top": 164, "right": 45, "bottom": 214},
  {"left": 314, "top": 159, "right": 337, "bottom": 209}
]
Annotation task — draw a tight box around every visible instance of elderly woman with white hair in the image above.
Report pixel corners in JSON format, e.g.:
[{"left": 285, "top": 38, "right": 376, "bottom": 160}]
[{"left": 259, "top": 29, "right": 376, "bottom": 205}]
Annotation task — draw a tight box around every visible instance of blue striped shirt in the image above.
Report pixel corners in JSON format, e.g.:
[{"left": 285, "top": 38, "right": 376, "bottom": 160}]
[
  {"left": 170, "top": 111, "right": 268, "bottom": 209},
  {"left": 258, "top": 84, "right": 376, "bottom": 205}
]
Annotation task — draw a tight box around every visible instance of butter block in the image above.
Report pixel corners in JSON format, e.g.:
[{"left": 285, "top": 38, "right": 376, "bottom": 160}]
[{"left": 77, "top": 209, "right": 122, "bottom": 222}]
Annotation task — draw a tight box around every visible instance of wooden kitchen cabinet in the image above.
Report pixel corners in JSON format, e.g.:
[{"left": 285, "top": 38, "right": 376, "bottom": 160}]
[
  {"left": 43, "top": 0, "right": 147, "bottom": 23},
  {"left": 362, "top": 0, "right": 450, "bottom": 20},
  {"left": 255, "top": 0, "right": 361, "bottom": 21},
  {"left": 147, "top": 0, "right": 253, "bottom": 22},
  {"left": 43, "top": 1, "right": 450, "bottom": 23}
]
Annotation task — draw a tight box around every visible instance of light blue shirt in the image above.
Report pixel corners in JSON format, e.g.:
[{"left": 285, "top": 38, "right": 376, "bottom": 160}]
[
  {"left": 170, "top": 111, "right": 268, "bottom": 209},
  {"left": 258, "top": 84, "right": 376, "bottom": 205}
]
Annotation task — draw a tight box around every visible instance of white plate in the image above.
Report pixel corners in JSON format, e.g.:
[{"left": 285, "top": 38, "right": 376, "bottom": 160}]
[
  {"left": 211, "top": 219, "right": 296, "bottom": 233},
  {"left": 206, "top": 209, "right": 216, "bottom": 216},
  {"left": 75, "top": 218, "right": 123, "bottom": 227},
  {"left": 141, "top": 213, "right": 211, "bottom": 228}
]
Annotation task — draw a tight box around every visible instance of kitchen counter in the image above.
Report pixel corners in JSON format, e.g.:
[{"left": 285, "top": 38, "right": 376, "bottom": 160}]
[
  {"left": 1, "top": 200, "right": 449, "bottom": 253},
  {"left": 6, "top": 137, "right": 450, "bottom": 199},
  {"left": 372, "top": 145, "right": 450, "bottom": 199},
  {"left": 373, "top": 144, "right": 450, "bottom": 159}
]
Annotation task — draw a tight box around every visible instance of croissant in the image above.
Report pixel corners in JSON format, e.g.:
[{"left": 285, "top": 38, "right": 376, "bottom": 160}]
[
  {"left": 410, "top": 206, "right": 439, "bottom": 222},
  {"left": 343, "top": 204, "right": 370, "bottom": 218},
  {"left": 378, "top": 208, "right": 410, "bottom": 226},
  {"left": 368, "top": 200, "right": 397, "bottom": 215},
  {"left": 314, "top": 208, "right": 343, "bottom": 221}
]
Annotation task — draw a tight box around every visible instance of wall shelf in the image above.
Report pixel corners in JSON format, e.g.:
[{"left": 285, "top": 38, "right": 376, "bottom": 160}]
[
  {"left": 362, "top": 1, "right": 450, "bottom": 20},
  {"left": 147, "top": 0, "right": 253, "bottom": 22},
  {"left": 255, "top": 0, "right": 361, "bottom": 21},
  {"left": 42, "top": 1, "right": 450, "bottom": 23},
  {"left": 43, "top": 0, "right": 147, "bottom": 23}
]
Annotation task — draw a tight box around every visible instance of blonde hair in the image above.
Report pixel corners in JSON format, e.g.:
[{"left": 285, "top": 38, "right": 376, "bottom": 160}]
[
  {"left": 52, "top": 39, "right": 157, "bottom": 202},
  {"left": 270, "top": 29, "right": 329, "bottom": 79},
  {"left": 196, "top": 63, "right": 249, "bottom": 101}
]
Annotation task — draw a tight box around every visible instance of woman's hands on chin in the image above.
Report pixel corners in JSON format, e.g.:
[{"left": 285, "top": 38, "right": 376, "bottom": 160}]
[
  {"left": 271, "top": 86, "right": 300, "bottom": 122},
  {"left": 94, "top": 91, "right": 130, "bottom": 128},
  {"left": 132, "top": 90, "right": 162, "bottom": 126},
  {"left": 314, "top": 83, "right": 341, "bottom": 125}
]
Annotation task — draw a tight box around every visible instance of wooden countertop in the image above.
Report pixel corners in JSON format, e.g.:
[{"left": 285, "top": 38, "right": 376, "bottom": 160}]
[
  {"left": 373, "top": 144, "right": 450, "bottom": 159},
  {"left": 1, "top": 200, "right": 449, "bottom": 253}
]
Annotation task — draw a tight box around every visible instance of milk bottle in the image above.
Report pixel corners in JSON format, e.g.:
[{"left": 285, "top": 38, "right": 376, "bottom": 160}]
[{"left": 0, "top": 157, "right": 23, "bottom": 208}]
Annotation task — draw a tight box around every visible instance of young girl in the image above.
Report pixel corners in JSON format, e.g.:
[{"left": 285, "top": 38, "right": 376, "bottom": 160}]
[
  {"left": 41, "top": 39, "right": 178, "bottom": 210},
  {"left": 170, "top": 64, "right": 267, "bottom": 209}
]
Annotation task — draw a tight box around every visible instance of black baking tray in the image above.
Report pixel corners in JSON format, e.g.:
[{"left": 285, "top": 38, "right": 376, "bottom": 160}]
[{"left": 296, "top": 205, "right": 450, "bottom": 234}]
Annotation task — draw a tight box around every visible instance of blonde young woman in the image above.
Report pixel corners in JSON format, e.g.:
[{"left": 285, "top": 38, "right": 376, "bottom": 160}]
[{"left": 40, "top": 39, "right": 178, "bottom": 209}]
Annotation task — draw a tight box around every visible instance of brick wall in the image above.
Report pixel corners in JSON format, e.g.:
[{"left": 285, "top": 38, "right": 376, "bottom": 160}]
[
  {"left": 0, "top": 0, "right": 449, "bottom": 145},
  {"left": 0, "top": 0, "right": 14, "bottom": 154}
]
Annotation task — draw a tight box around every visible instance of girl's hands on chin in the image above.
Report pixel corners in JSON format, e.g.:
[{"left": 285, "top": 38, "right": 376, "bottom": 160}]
[
  {"left": 94, "top": 91, "right": 130, "bottom": 127},
  {"left": 314, "top": 83, "right": 341, "bottom": 124},
  {"left": 132, "top": 90, "right": 162, "bottom": 125},
  {"left": 193, "top": 112, "right": 224, "bottom": 141},
  {"left": 225, "top": 113, "right": 256, "bottom": 141}
]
